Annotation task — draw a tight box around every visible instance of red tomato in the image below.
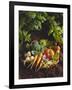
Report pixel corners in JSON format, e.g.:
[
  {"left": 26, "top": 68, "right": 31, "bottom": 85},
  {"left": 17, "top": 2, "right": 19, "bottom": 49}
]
[{"left": 44, "top": 48, "right": 55, "bottom": 60}]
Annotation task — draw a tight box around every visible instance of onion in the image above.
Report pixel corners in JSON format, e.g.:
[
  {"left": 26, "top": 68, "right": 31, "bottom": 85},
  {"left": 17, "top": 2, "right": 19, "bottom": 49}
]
[
  {"left": 30, "top": 56, "right": 34, "bottom": 60},
  {"left": 26, "top": 57, "right": 30, "bottom": 61}
]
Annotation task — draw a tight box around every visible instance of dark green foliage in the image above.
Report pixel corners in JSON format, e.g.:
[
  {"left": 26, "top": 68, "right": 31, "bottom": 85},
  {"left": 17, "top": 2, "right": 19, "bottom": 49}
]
[
  {"left": 19, "top": 11, "right": 63, "bottom": 48},
  {"left": 48, "top": 16, "right": 63, "bottom": 44}
]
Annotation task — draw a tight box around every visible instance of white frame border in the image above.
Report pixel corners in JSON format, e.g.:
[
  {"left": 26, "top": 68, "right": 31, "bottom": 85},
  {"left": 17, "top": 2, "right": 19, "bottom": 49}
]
[{"left": 14, "top": 5, "right": 68, "bottom": 85}]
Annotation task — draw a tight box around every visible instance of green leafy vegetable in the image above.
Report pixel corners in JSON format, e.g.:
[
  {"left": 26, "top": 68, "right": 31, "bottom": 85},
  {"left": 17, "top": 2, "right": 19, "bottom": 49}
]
[{"left": 19, "top": 11, "right": 63, "bottom": 50}]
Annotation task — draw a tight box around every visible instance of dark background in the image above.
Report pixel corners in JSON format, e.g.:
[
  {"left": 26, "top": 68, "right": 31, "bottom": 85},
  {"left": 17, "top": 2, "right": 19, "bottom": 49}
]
[{"left": 19, "top": 11, "right": 63, "bottom": 79}]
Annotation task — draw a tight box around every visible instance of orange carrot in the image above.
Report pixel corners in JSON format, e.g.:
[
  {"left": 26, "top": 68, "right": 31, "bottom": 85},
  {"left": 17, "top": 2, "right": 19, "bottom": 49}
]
[
  {"left": 36, "top": 53, "right": 43, "bottom": 68},
  {"left": 36, "top": 61, "right": 43, "bottom": 71},
  {"left": 30, "top": 55, "right": 38, "bottom": 69}
]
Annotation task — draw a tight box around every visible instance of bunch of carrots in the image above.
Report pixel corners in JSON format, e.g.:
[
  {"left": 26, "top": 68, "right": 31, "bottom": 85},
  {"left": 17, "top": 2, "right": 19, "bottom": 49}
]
[{"left": 24, "top": 45, "right": 61, "bottom": 71}]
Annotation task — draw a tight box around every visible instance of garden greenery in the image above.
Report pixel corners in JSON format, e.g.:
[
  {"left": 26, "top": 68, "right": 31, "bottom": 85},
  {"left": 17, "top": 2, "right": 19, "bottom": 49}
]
[{"left": 19, "top": 11, "right": 63, "bottom": 48}]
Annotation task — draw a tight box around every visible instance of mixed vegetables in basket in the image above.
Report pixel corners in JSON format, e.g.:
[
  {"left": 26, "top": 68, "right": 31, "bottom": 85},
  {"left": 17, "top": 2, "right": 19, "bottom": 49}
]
[{"left": 23, "top": 40, "right": 61, "bottom": 71}]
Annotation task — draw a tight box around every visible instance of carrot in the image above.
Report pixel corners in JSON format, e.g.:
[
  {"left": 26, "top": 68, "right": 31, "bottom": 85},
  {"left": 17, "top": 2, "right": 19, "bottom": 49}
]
[
  {"left": 36, "top": 53, "right": 43, "bottom": 68},
  {"left": 30, "top": 55, "right": 38, "bottom": 69},
  {"left": 36, "top": 61, "right": 43, "bottom": 71}
]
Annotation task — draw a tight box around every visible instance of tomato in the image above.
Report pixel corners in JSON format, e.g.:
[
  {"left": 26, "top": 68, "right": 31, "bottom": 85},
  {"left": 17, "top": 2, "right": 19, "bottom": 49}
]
[
  {"left": 44, "top": 48, "right": 55, "bottom": 60},
  {"left": 46, "top": 49, "right": 54, "bottom": 56}
]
